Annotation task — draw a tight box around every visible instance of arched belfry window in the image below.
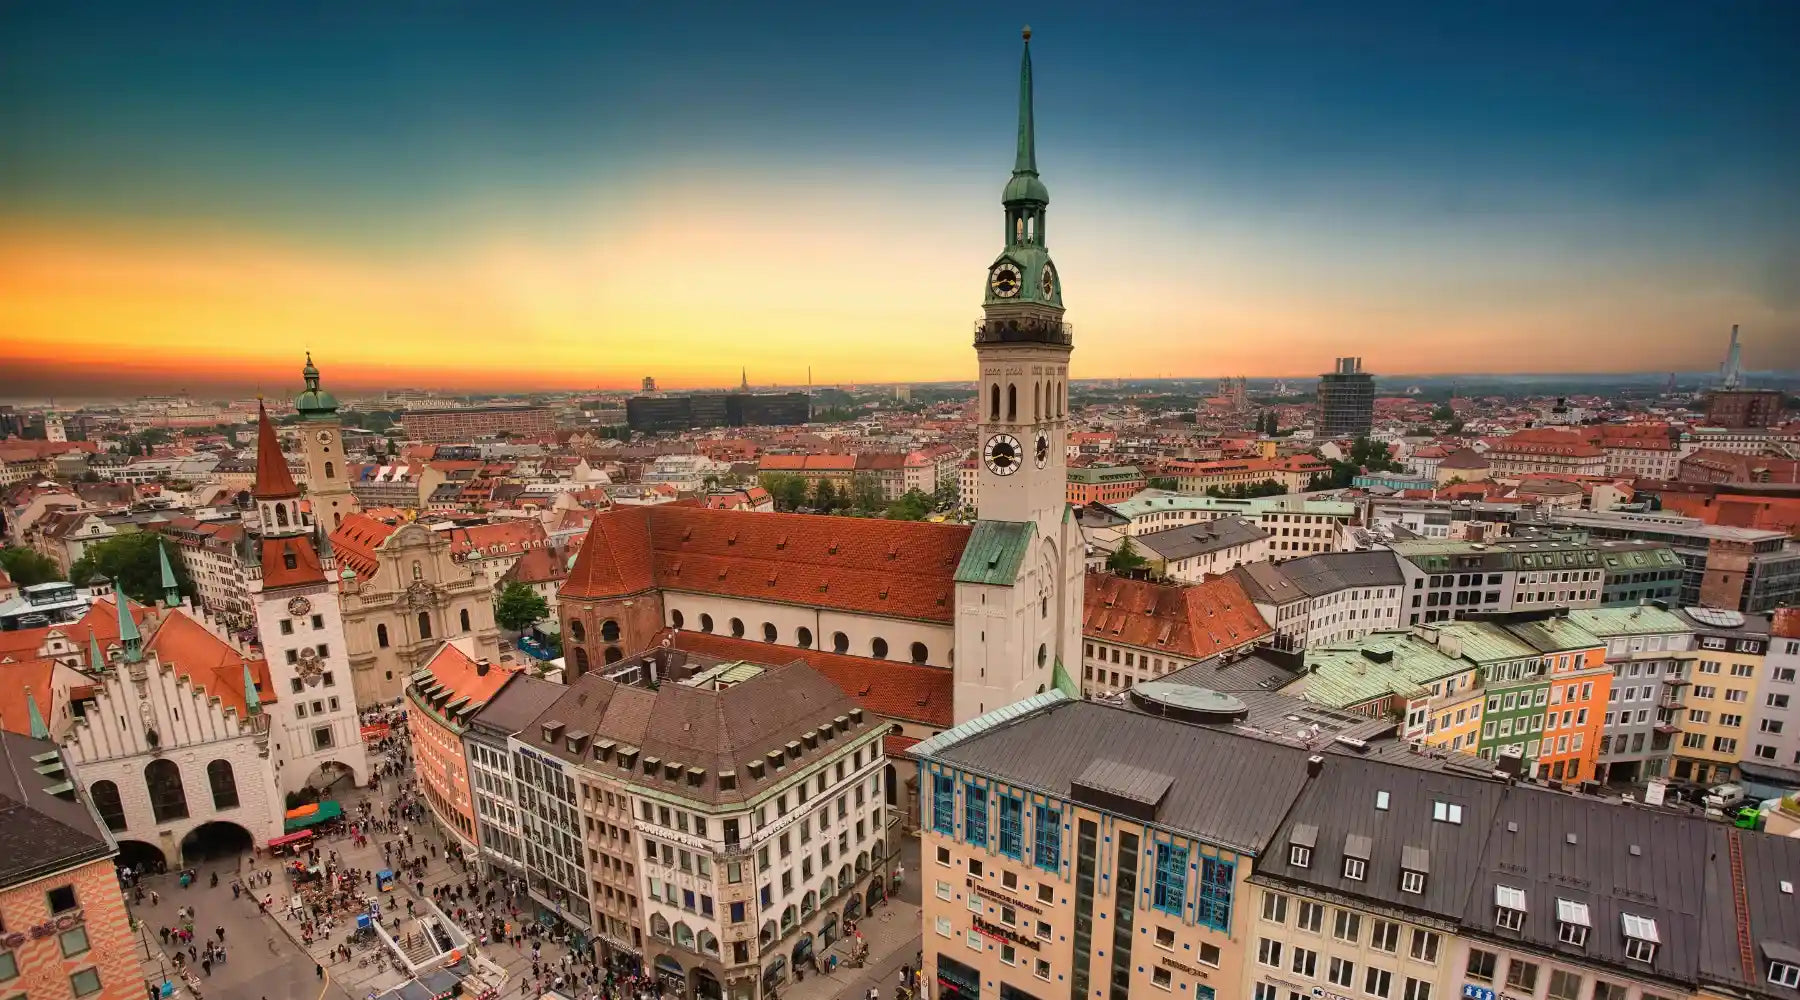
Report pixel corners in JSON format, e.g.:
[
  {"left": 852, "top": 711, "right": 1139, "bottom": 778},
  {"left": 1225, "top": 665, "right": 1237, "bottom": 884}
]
[
  {"left": 1006, "top": 384, "right": 1017, "bottom": 422},
  {"left": 275, "top": 505, "right": 289, "bottom": 527},
  {"left": 324, "top": 461, "right": 335, "bottom": 480},
  {"left": 990, "top": 385, "right": 1001, "bottom": 421}
]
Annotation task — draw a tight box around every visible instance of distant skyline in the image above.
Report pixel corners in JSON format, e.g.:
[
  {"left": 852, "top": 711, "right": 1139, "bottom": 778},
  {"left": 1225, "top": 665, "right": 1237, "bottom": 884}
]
[{"left": 3, "top": 2, "right": 1797, "bottom": 396}]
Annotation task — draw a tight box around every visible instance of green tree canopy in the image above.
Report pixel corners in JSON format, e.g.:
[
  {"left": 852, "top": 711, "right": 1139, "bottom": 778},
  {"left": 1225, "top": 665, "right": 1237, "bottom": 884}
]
[
  {"left": 812, "top": 478, "right": 842, "bottom": 512},
  {"left": 849, "top": 474, "right": 885, "bottom": 513},
  {"left": 758, "top": 473, "right": 811, "bottom": 512},
  {"left": 883, "top": 490, "right": 933, "bottom": 521},
  {"left": 67, "top": 533, "right": 192, "bottom": 605},
  {"left": 1204, "top": 479, "right": 1287, "bottom": 499},
  {"left": 0, "top": 546, "right": 63, "bottom": 587},
  {"left": 1106, "top": 537, "right": 1148, "bottom": 574},
  {"left": 1146, "top": 477, "right": 1180, "bottom": 492},
  {"left": 494, "top": 582, "right": 550, "bottom": 632}
]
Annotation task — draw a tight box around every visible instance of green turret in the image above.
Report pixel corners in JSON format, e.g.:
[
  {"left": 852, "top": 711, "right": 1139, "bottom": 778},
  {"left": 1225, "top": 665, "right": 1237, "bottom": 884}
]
[
  {"left": 243, "top": 662, "right": 261, "bottom": 716},
  {"left": 88, "top": 632, "right": 106, "bottom": 672},
  {"left": 115, "top": 582, "right": 143, "bottom": 663},
  {"left": 25, "top": 687, "right": 49, "bottom": 740},
  {"left": 294, "top": 352, "right": 340, "bottom": 420},
  {"left": 1003, "top": 26, "right": 1049, "bottom": 206},
  {"left": 158, "top": 541, "right": 180, "bottom": 608},
  {"left": 981, "top": 26, "right": 1065, "bottom": 324}
]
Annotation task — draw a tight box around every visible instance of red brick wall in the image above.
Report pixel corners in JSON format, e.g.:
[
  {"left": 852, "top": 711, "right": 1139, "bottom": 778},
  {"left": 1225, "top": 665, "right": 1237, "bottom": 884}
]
[
  {"left": 560, "top": 592, "right": 665, "bottom": 678},
  {"left": 0, "top": 856, "right": 139, "bottom": 1000}
]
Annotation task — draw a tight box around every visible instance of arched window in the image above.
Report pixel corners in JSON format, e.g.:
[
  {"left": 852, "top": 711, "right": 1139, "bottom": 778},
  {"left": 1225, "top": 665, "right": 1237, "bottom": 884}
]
[
  {"left": 601, "top": 619, "right": 621, "bottom": 642},
  {"left": 275, "top": 505, "right": 289, "bottom": 527},
  {"left": 569, "top": 619, "right": 585, "bottom": 643},
  {"left": 459, "top": 608, "right": 471, "bottom": 632},
  {"left": 780, "top": 906, "right": 797, "bottom": 932},
  {"left": 910, "top": 642, "right": 929, "bottom": 665},
  {"left": 700, "top": 614, "right": 714, "bottom": 634},
  {"left": 650, "top": 914, "right": 671, "bottom": 941},
  {"left": 90, "top": 780, "right": 126, "bottom": 832},
  {"left": 871, "top": 637, "right": 888, "bottom": 659},
  {"left": 144, "top": 759, "right": 188, "bottom": 824},
  {"left": 604, "top": 646, "right": 622, "bottom": 664},
  {"left": 207, "top": 759, "right": 239, "bottom": 810},
  {"left": 1034, "top": 382, "right": 1041, "bottom": 421},
  {"left": 797, "top": 627, "right": 813, "bottom": 649},
  {"left": 821, "top": 876, "right": 836, "bottom": 901},
  {"left": 1037, "top": 643, "right": 1047, "bottom": 668},
  {"left": 762, "top": 622, "right": 777, "bottom": 643},
  {"left": 417, "top": 612, "right": 432, "bottom": 640},
  {"left": 698, "top": 930, "right": 719, "bottom": 957},
  {"left": 376, "top": 624, "right": 389, "bottom": 648},
  {"left": 730, "top": 618, "right": 745, "bottom": 639},
  {"left": 832, "top": 632, "right": 849, "bottom": 654},
  {"left": 801, "top": 891, "right": 817, "bottom": 917},
  {"left": 412, "top": 561, "right": 423, "bottom": 581},
  {"left": 1006, "top": 384, "right": 1017, "bottom": 421},
  {"left": 760, "top": 922, "right": 776, "bottom": 948},
  {"left": 324, "top": 461, "right": 335, "bottom": 480},
  {"left": 670, "top": 610, "right": 685, "bottom": 630},
  {"left": 674, "top": 922, "right": 695, "bottom": 950},
  {"left": 574, "top": 647, "right": 589, "bottom": 673},
  {"left": 990, "top": 384, "right": 1001, "bottom": 421}
]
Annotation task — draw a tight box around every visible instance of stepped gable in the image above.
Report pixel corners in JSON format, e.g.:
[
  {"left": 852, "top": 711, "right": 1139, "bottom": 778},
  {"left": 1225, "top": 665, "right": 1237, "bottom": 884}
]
[
  {"left": 1082, "top": 570, "right": 1270, "bottom": 658},
  {"left": 563, "top": 504, "right": 975, "bottom": 623},
  {"left": 144, "top": 608, "right": 275, "bottom": 716}
]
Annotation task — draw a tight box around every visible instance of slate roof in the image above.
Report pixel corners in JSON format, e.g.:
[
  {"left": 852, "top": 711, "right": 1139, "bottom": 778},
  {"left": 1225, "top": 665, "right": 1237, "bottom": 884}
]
[
  {"left": 1700, "top": 829, "right": 1800, "bottom": 997},
  {"left": 0, "top": 731, "right": 112, "bottom": 886},
  {"left": 926, "top": 697, "right": 1314, "bottom": 854},
  {"left": 563, "top": 504, "right": 973, "bottom": 623},
  {"left": 519, "top": 658, "right": 876, "bottom": 805},
  {"left": 1463, "top": 785, "right": 1710, "bottom": 988},
  {"left": 1259, "top": 753, "right": 1506, "bottom": 920},
  {"left": 1162, "top": 649, "right": 1304, "bottom": 693},
  {"left": 1135, "top": 516, "right": 1267, "bottom": 562},
  {"left": 466, "top": 672, "right": 565, "bottom": 740},
  {"left": 1233, "top": 550, "right": 1405, "bottom": 604}
]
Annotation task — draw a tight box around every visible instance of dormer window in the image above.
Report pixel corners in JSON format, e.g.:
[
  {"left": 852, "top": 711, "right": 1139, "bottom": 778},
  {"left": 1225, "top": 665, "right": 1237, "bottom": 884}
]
[
  {"left": 1342, "top": 833, "right": 1370, "bottom": 882},
  {"left": 1400, "top": 845, "right": 1428, "bottom": 895},
  {"left": 1770, "top": 960, "right": 1800, "bottom": 989},
  {"left": 1289, "top": 823, "right": 1317, "bottom": 869},
  {"left": 1343, "top": 857, "right": 1366, "bottom": 881},
  {"left": 1556, "top": 898, "right": 1590, "bottom": 948},
  {"left": 1494, "top": 885, "right": 1526, "bottom": 931},
  {"left": 1621, "top": 913, "right": 1658, "bottom": 964}
]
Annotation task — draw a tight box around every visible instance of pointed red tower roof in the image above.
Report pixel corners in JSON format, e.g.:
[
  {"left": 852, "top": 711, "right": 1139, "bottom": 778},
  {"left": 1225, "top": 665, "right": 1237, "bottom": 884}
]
[{"left": 252, "top": 400, "right": 301, "bottom": 500}]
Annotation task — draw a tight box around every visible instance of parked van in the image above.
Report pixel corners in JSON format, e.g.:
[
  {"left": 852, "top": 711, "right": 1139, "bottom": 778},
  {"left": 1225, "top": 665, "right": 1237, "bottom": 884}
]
[{"left": 1704, "top": 783, "right": 1747, "bottom": 810}]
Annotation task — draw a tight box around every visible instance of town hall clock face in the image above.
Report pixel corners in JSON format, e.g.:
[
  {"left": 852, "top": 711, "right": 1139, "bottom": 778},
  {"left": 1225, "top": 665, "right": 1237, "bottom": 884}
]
[
  {"left": 984, "top": 434, "right": 1022, "bottom": 476},
  {"left": 316, "top": 430, "right": 334, "bottom": 445},
  {"left": 1035, "top": 433, "right": 1051, "bottom": 468},
  {"left": 287, "top": 596, "right": 312, "bottom": 617},
  {"left": 989, "top": 262, "right": 1022, "bottom": 298}
]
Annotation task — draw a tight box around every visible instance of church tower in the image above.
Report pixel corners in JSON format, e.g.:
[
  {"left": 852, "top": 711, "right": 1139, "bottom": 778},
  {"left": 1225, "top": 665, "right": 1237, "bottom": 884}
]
[
  {"left": 250, "top": 402, "right": 368, "bottom": 797},
  {"left": 975, "top": 26, "right": 1069, "bottom": 532},
  {"left": 295, "top": 353, "right": 359, "bottom": 533},
  {"left": 953, "top": 28, "right": 1085, "bottom": 723}
]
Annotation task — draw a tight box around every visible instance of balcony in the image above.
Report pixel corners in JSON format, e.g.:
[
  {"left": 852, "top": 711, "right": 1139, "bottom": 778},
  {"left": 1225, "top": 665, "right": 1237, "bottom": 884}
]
[{"left": 973, "top": 315, "right": 1074, "bottom": 346}]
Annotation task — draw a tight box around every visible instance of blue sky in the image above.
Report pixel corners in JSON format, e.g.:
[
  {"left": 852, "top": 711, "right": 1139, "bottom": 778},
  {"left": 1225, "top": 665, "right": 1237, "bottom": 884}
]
[{"left": 2, "top": 1, "right": 1796, "bottom": 392}]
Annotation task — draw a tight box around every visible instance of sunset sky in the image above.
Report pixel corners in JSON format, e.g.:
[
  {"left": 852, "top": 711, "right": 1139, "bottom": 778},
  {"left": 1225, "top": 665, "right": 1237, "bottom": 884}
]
[{"left": 2, "top": 1, "right": 1797, "bottom": 397}]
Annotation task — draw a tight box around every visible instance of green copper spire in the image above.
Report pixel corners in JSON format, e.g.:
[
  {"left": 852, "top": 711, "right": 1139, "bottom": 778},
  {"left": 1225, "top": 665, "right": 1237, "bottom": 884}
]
[
  {"left": 25, "top": 687, "right": 49, "bottom": 740},
  {"left": 1003, "top": 26, "right": 1049, "bottom": 207},
  {"left": 242, "top": 662, "right": 261, "bottom": 716},
  {"left": 87, "top": 631, "right": 106, "bottom": 672},
  {"left": 1014, "top": 26, "right": 1036, "bottom": 174},
  {"left": 114, "top": 584, "right": 143, "bottom": 663},
  {"left": 294, "top": 351, "right": 340, "bottom": 420},
  {"left": 158, "top": 541, "right": 180, "bottom": 607}
]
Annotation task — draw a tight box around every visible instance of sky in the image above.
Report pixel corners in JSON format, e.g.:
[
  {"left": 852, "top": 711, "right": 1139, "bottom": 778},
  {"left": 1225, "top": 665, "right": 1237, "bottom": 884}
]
[{"left": 2, "top": 1, "right": 1797, "bottom": 398}]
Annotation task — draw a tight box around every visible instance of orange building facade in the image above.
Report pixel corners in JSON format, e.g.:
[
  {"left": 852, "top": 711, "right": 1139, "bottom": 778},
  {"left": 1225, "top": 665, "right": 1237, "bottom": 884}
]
[{"left": 406, "top": 641, "right": 518, "bottom": 856}]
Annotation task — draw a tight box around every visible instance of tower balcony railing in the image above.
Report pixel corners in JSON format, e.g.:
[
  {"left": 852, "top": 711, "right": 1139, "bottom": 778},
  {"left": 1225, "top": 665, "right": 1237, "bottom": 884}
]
[{"left": 973, "top": 316, "right": 1074, "bottom": 346}]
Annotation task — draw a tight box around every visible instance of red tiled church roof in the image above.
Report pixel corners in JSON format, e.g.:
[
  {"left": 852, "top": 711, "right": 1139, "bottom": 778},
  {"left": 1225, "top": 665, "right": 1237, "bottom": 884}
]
[
  {"left": 668, "top": 630, "right": 952, "bottom": 728},
  {"left": 145, "top": 610, "right": 276, "bottom": 716},
  {"left": 564, "top": 505, "right": 972, "bottom": 624},
  {"left": 329, "top": 512, "right": 400, "bottom": 579},
  {"left": 261, "top": 536, "right": 326, "bottom": 588}
]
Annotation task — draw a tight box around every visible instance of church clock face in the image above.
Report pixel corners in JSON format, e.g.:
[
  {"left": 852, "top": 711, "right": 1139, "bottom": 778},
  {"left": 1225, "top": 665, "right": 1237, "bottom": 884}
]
[
  {"left": 989, "top": 262, "right": 1022, "bottom": 298},
  {"left": 1035, "top": 433, "right": 1051, "bottom": 468},
  {"left": 984, "top": 434, "right": 1022, "bottom": 476},
  {"left": 316, "top": 430, "right": 334, "bottom": 445},
  {"left": 1040, "top": 264, "right": 1056, "bottom": 300}
]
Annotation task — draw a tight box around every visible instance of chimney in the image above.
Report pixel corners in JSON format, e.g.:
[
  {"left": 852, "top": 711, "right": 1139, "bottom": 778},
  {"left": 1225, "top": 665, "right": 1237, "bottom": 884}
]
[
  {"left": 476, "top": 657, "right": 490, "bottom": 677},
  {"left": 1306, "top": 754, "right": 1325, "bottom": 778}
]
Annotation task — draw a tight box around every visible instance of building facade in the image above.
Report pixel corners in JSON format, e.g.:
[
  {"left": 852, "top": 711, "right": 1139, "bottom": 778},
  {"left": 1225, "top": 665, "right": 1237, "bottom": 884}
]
[
  {"left": 1565, "top": 607, "right": 1693, "bottom": 784},
  {"left": 1318, "top": 357, "right": 1375, "bottom": 438},
  {"left": 1667, "top": 607, "right": 1769, "bottom": 787},
  {"left": 404, "top": 405, "right": 557, "bottom": 442},
  {"left": 407, "top": 641, "right": 519, "bottom": 858}
]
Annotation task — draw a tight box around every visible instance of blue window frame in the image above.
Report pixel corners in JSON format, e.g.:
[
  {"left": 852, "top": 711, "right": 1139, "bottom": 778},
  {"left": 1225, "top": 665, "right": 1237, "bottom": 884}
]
[
  {"left": 1033, "top": 804, "right": 1061, "bottom": 871},
  {"left": 933, "top": 774, "right": 956, "bottom": 835},
  {"left": 1196, "top": 856, "right": 1234, "bottom": 931},
  {"left": 1152, "top": 842, "right": 1188, "bottom": 916},
  {"left": 998, "top": 795, "right": 1024, "bottom": 859},
  {"left": 964, "top": 784, "right": 988, "bottom": 846}
]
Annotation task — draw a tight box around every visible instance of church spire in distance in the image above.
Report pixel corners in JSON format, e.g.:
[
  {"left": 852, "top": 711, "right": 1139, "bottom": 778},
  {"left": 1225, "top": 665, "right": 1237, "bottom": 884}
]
[{"left": 1015, "top": 26, "right": 1036, "bottom": 175}]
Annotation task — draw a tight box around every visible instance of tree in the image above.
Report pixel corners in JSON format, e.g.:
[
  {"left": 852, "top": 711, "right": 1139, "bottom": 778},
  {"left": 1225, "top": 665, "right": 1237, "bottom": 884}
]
[
  {"left": 1431, "top": 404, "right": 1455, "bottom": 422},
  {"left": 1205, "top": 479, "right": 1287, "bottom": 499},
  {"left": 1318, "top": 436, "right": 1403, "bottom": 488},
  {"left": 67, "top": 533, "right": 192, "bottom": 605},
  {"left": 0, "top": 546, "right": 62, "bottom": 587},
  {"left": 849, "top": 474, "right": 885, "bottom": 513},
  {"left": 1106, "top": 538, "right": 1148, "bottom": 574},
  {"left": 1146, "top": 477, "right": 1181, "bottom": 492},
  {"left": 812, "top": 478, "right": 841, "bottom": 512},
  {"left": 494, "top": 582, "right": 550, "bottom": 633},
  {"left": 884, "top": 490, "right": 933, "bottom": 521},
  {"left": 758, "top": 473, "right": 810, "bottom": 512}
]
